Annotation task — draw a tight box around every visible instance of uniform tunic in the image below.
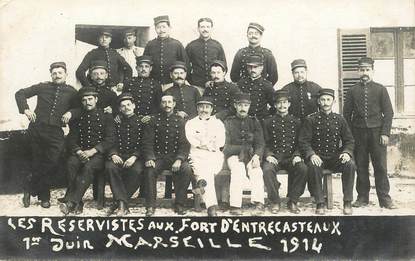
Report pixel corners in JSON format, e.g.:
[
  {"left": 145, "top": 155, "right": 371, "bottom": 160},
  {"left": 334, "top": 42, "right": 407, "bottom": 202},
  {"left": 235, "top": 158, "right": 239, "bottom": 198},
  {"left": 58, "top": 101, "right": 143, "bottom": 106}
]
[
  {"left": 164, "top": 84, "right": 201, "bottom": 119},
  {"left": 123, "top": 77, "right": 162, "bottom": 116},
  {"left": 202, "top": 81, "right": 241, "bottom": 121}
]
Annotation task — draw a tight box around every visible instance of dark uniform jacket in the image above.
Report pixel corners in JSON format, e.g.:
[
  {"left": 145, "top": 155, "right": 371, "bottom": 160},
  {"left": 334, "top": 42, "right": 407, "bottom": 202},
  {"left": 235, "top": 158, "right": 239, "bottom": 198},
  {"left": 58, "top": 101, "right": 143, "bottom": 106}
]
[
  {"left": 281, "top": 80, "right": 322, "bottom": 121},
  {"left": 223, "top": 115, "right": 265, "bottom": 163},
  {"left": 123, "top": 77, "right": 163, "bottom": 116},
  {"left": 230, "top": 45, "right": 278, "bottom": 85},
  {"left": 67, "top": 108, "right": 115, "bottom": 154},
  {"left": 109, "top": 114, "right": 143, "bottom": 159},
  {"left": 76, "top": 47, "right": 132, "bottom": 86},
  {"left": 343, "top": 80, "right": 394, "bottom": 136},
  {"left": 237, "top": 76, "right": 275, "bottom": 120},
  {"left": 143, "top": 37, "right": 189, "bottom": 84},
  {"left": 15, "top": 82, "right": 78, "bottom": 127},
  {"left": 203, "top": 81, "right": 241, "bottom": 121},
  {"left": 142, "top": 112, "right": 190, "bottom": 162},
  {"left": 299, "top": 111, "right": 354, "bottom": 160},
  {"left": 185, "top": 37, "right": 226, "bottom": 87},
  {"left": 164, "top": 84, "right": 201, "bottom": 119},
  {"left": 262, "top": 114, "right": 301, "bottom": 162}
]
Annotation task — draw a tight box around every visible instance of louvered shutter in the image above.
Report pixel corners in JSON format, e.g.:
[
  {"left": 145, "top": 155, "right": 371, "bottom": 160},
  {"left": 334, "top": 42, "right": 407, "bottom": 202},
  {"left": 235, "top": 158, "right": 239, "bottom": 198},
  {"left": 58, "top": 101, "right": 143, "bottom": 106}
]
[{"left": 337, "top": 29, "right": 370, "bottom": 112}]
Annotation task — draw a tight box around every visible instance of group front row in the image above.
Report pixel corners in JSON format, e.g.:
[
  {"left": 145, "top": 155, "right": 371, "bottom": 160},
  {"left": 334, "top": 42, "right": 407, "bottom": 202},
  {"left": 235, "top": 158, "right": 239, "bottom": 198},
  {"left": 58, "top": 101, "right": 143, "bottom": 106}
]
[{"left": 52, "top": 85, "right": 355, "bottom": 217}]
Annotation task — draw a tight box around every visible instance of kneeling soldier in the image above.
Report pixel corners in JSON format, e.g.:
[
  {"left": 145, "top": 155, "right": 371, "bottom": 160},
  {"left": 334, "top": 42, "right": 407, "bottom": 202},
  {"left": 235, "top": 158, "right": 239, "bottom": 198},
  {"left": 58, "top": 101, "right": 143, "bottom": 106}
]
[
  {"left": 299, "top": 89, "right": 355, "bottom": 215},
  {"left": 262, "top": 90, "right": 308, "bottom": 214},
  {"left": 60, "top": 87, "right": 115, "bottom": 215},
  {"left": 106, "top": 93, "right": 145, "bottom": 216}
]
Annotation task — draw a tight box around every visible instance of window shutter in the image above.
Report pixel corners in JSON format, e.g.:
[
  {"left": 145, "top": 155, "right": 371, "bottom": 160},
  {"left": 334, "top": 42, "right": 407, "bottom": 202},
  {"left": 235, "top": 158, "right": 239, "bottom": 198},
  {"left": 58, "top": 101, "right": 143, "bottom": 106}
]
[{"left": 337, "top": 28, "right": 370, "bottom": 112}]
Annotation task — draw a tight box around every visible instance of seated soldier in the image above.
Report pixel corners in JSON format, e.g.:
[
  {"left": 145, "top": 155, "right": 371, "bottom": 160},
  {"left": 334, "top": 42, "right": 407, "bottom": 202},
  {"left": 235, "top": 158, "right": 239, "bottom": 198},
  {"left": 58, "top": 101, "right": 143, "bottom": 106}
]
[{"left": 262, "top": 90, "right": 308, "bottom": 214}]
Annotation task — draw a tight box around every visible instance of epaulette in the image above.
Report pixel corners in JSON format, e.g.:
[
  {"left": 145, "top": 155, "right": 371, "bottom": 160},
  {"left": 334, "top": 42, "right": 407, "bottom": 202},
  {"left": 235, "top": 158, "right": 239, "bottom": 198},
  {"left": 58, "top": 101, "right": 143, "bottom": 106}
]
[{"left": 262, "top": 47, "right": 272, "bottom": 54}]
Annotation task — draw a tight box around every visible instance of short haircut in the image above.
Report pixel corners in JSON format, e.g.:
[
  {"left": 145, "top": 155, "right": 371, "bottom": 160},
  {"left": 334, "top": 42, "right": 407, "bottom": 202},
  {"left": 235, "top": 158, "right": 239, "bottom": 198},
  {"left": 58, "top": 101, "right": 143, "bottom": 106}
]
[{"left": 198, "top": 17, "right": 213, "bottom": 27}]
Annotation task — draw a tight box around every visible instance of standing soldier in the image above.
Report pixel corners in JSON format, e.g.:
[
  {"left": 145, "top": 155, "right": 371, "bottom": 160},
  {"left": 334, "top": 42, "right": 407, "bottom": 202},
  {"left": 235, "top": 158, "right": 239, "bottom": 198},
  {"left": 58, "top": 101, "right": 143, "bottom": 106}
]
[
  {"left": 262, "top": 90, "right": 308, "bottom": 214},
  {"left": 236, "top": 55, "right": 275, "bottom": 120},
  {"left": 142, "top": 95, "right": 192, "bottom": 216},
  {"left": 143, "top": 15, "right": 189, "bottom": 89},
  {"left": 282, "top": 59, "right": 322, "bottom": 121},
  {"left": 60, "top": 88, "right": 115, "bottom": 215},
  {"left": 76, "top": 29, "right": 132, "bottom": 91},
  {"left": 231, "top": 23, "right": 278, "bottom": 85},
  {"left": 343, "top": 57, "right": 396, "bottom": 209},
  {"left": 186, "top": 18, "right": 227, "bottom": 90},
  {"left": 117, "top": 29, "right": 144, "bottom": 77},
  {"left": 203, "top": 60, "right": 241, "bottom": 121},
  {"left": 15, "top": 62, "right": 78, "bottom": 208},
  {"left": 223, "top": 93, "right": 265, "bottom": 216},
  {"left": 299, "top": 89, "right": 355, "bottom": 215},
  {"left": 106, "top": 93, "right": 145, "bottom": 216}
]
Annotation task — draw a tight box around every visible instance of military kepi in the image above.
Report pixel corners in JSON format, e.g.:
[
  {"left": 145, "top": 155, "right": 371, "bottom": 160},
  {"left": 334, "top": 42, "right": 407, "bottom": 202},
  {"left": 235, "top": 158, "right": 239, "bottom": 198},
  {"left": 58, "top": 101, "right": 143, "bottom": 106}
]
[
  {"left": 79, "top": 87, "right": 98, "bottom": 97},
  {"left": 169, "top": 61, "right": 187, "bottom": 72},
  {"left": 197, "top": 96, "right": 214, "bottom": 106},
  {"left": 210, "top": 60, "right": 227, "bottom": 71},
  {"left": 154, "top": 15, "right": 170, "bottom": 25},
  {"left": 248, "top": 22, "right": 265, "bottom": 33},
  {"left": 136, "top": 55, "right": 153, "bottom": 65},
  {"left": 246, "top": 55, "right": 263, "bottom": 65},
  {"left": 318, "top": 88, "right": 335, "bottom": 98},
  {"left": 291, "top": 59, "right": 307, "bottom": 71},
  {"left": 49, "top": 62, "right": 66, "bottom": 71},
  {"left": 274, "top": 89, "right": 290, "bottom": 101},
  {"left": 89, "top": 60, "right": 108, "bottom": 71},
  {"left": 99, "top": 29, "right": 112, "bottom": 37},
  {"left": 358, "top": 57, "right": 374, "bottom": 67},
  {"left": 123, "top": 28, "right": 136, "bottom": 37},
  {"left": 235, "top": 93, "right": 251, "bottom": 103},
  {"left": 118, "top": 92, "right": 134, "bottom": 104}
]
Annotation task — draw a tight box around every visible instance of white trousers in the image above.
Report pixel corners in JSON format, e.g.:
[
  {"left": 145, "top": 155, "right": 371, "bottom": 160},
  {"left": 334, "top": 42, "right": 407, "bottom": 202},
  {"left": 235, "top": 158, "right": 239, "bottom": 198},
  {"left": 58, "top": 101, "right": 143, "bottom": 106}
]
[{"left": 227, "top": 155, "right": 265, "bottom": 207}]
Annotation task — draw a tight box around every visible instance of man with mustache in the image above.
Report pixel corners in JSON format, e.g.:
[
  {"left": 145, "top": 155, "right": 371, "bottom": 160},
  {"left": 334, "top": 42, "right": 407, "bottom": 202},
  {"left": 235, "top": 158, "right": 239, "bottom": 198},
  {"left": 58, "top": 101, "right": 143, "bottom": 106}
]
[
  {"left": 60, "top": 87, "right": 115, "bottom": 215},
  {"left": 262, "top": 90, "right": 308, "bottom": 214},
  {"left": 164, "top": 61, "right": 201, "bottom": 119},
  {"left": 281, "top": 59, "right": 322, "bottom": 121},
  {"left": 142, "top": 95, "right": 192, "bottom": 216},
  {"left": 230, "top": 23, "right": 278, "bottom": 85},
  {"left": 236, "top": 55, "right": 275, "bottom": 120},
  {"left": 203, "top": 60, "right": 241, "bottom": 121},
  {"left": 76, "top": 29, "right": 132, "bottom": 92},
  {"left": 105, "top": 93, "right": 145, "bottom": 216},
  {"left": 144, "top": 16, "right": 189, "bottom": 90},
  {"left": 299, "top": 89, "right": 355, "bottom": 215},
  {"left": 223, "top": 93, "right": 265, "bottom": 216},
  {"left": 15, "top": 62, "right": 78, "bottom": 208},
  {"left": 343, "top": 57, "right": 396, "bottom": 209},
  {"left": 122, "top": 55, "right": 162, "bottom": 123},
  {"left": 185, "top": 97, "right": 226, "bottom": 216},
  {"left": 185, "top": 18, "right": 227, "bottom": 90},
  {"left": 117, "top": 29, "right": 144, "bottom": 78}
]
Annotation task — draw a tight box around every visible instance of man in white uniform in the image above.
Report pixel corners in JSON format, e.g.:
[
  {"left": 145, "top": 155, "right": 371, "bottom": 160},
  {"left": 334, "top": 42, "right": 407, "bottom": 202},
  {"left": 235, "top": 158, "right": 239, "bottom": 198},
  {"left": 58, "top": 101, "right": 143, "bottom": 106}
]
[
  {"left": 117, "top": 29, "right": 144, "bottom": 77},
  {"left": 185, "top": 97, "right": 226, "bottom": 216}
]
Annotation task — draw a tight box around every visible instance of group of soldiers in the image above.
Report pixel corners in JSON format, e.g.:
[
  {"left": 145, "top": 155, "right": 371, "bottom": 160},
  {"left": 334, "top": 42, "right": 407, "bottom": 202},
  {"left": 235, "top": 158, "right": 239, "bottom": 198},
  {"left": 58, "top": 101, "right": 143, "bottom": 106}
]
[{"left": 15, "top": 15, "right": 396, "bottom": 217}]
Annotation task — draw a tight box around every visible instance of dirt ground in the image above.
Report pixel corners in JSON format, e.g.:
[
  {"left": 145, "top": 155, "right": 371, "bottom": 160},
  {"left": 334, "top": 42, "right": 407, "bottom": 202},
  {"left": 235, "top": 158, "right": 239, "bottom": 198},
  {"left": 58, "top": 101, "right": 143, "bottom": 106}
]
[{"left": 2, "top": 175, "right": 415, "bottom": 217}]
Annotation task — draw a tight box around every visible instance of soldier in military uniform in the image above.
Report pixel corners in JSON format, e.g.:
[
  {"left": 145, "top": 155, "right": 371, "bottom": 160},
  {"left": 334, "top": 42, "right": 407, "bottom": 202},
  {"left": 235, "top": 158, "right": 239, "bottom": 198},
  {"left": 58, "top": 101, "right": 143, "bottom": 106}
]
[
  {"left": 185, "top": 18, "right": 227, "bottom": 89},
  {"left": 117, "top": 28, "right": 144, "bottom": 77},
  {"left": 343, "top": 57, "right": 396, "bottom": 209},
  {"left": 164, "top": 61, "right": 201, "bottom": 120},
  {"left": 223, "top": 93, "right": 265, "bottom": 216},
  {"left": 262, "top": 90, "right": 308, "bottom": 214},
  {"left": 122, "top": 55, "right": 162, "bottom": 123},
  {"left": 105, "top": 93, "right": 144, "bottom": 216},
  {"left": 60, "top": 87, "right": 115, "bottom": 215},
  {"left": 142, "top": 94, "right": 192, "bottom": 216},
  {"left": 236, "top": 55, "right": 275, "bottom": 120},
  {"left": 15, "top": 62, "right": 78, "bottom": 208},
  {"left": 281, "top": 59, "right": 322, "bottom": 121},
  {"left": 143, "top": 16, "right": 189, "bottom": 88},
  {"left": 203, "top": 60, "right": 241, "bottom": 121},
  {"left": 76, "top": 29, "right": 132, "bottom": 91},
  {"left": 299, "top": 89, "right": 355, "bottom": 215},
  {"left": 230, "top": 23, "right": 278, "bottom": 85}
]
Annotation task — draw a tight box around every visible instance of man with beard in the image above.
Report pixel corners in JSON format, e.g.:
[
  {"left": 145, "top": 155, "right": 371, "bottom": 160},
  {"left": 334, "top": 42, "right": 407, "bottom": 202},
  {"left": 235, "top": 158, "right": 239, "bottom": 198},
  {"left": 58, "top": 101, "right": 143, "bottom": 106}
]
[
  {"left": 60, "top": 87, "right": 115, "bottom": 215},
  {"left": 15, "top": 62, "right": 78, "bottom": 208},
  {"left": 164, "top": 61, "right": 201, "bottom": 120},
  {"left": 223, "top": 93, "right": 265, "bottom": 216},
  {"left": 236, "top": 55, "right": 275, "bottom": 120},
  {"left": 281, "top": 59, "right": 322, "bottom": 121},
  {"left": 76, "top": 29, "right": 132, "bottom": 92},
  {"left": 343, "top": 57, "right": 396, "bottom": 209},
  {"left": 230, "top": 23, "right": 278, "bottom": 85},
  {"left": 185, "top": 97, "right": 226, "bottom": 216},
  {"left": 186, "top": 18, "right": 227, "bottom": 89},
  {"left": 203, "top": 60, "right": 241, "bottom": 121},
  {"left": 122, "top": 55, "right": 162, "bottom": 123},
  {"left": 262, "top": 90, "right": 308, "bottom": 214},
  {"left": 106, "top": 93, "right": 145, "bottom": 216},
  {"left": 144, "top": 16, "right": 189, "bottom": 89},
  {"left": 117, "top": 29, "right": 144, "bottom": 77},
  {"left": 299, "top": 89, "right": 355, "bottom": 215},
  {"left": 142, "top": 95, "right": 192, "bottom": 216}
]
